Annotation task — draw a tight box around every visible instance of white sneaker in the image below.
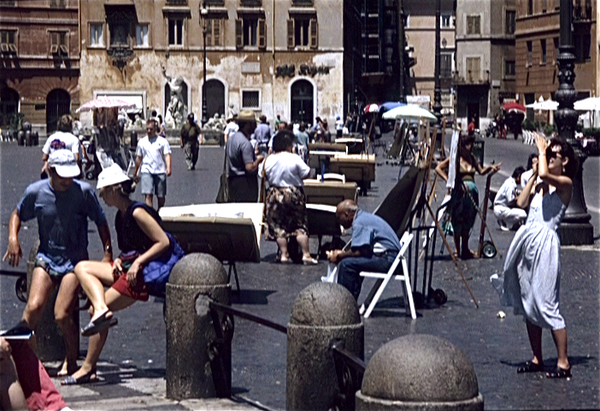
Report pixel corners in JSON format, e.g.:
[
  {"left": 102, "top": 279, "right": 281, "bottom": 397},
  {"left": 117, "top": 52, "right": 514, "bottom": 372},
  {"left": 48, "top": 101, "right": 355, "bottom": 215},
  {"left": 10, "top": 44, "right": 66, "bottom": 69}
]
[{"left": 498, "top": 220, "right": 509, "bottom": 231}]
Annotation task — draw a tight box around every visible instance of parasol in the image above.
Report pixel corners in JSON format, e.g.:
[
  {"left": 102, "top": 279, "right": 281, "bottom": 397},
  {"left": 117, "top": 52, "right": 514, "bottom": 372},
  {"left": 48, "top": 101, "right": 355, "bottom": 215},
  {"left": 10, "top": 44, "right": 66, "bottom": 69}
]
[
  {"left": 502, "top": 102, "right": 527, "bottom": 114},
  {"left": 574, "top": 97, "right": 600, "bottom": 111},
  {"left": 526, "top": 97, "right": 558, "bottom": 111},
  {"left": 382, "top": 104, "right": 437, "bottom": 121},
  {"left": 363, "top": 103, "right": 380, "bottom": 114},
  {"left": 76, "top": 97, "right": 137, "bottom": 113}
]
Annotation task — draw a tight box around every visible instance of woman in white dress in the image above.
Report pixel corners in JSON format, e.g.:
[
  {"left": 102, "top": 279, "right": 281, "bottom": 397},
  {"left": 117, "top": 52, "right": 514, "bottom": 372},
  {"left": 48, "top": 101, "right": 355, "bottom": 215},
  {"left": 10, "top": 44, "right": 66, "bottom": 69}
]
[{"left": 494, "top": 135, "right": 578, "bottom": 379}]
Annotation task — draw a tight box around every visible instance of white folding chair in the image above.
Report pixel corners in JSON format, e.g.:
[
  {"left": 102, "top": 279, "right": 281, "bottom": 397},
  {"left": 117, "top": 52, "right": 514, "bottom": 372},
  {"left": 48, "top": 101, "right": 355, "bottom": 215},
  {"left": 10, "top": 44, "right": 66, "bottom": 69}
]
[
  {"left": 358, "top": 232, "right": 416, "bottom": 319},
  {"left": 322, "top": 173, "right": 346, "bottom": 183}
]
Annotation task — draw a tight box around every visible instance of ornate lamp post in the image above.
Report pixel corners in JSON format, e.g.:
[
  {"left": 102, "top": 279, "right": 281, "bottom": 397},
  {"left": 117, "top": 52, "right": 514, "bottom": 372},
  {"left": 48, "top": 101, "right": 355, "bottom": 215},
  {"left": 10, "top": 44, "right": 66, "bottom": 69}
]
[
  {"left": 201, "top": 3, "right": 208, "bottom": 126},
  {"left": 554, "top": 0, "right": 593, "bottom": 245},
  {"left": 432, "top": 0, "right": 442, "bottom": 120}
]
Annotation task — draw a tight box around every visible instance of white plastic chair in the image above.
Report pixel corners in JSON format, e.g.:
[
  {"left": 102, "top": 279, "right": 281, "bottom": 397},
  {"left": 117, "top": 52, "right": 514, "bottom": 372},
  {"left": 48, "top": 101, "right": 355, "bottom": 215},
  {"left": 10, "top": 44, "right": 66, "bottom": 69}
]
[
  {"left": 321, "top": 173, "right": 346, "bottom": 183},
  {"left": 358, "top": 232, "right": 416, "bottom": 319}
]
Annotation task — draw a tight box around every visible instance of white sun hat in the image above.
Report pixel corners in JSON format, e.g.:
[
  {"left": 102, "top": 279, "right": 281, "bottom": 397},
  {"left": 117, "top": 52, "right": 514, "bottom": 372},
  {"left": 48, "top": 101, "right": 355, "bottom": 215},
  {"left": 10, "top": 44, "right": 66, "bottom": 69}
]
[
  {"left": 97, "top": 163, "right": 130, "bottom": 189},
  {"left": 48, "top": 149, "right": 81, "bottom": 178}
]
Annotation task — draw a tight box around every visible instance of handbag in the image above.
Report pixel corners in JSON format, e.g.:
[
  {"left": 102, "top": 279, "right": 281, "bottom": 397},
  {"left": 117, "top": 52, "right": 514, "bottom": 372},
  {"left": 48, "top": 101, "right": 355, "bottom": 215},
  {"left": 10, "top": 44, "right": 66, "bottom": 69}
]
[
  {"left": 142, "top": 233, "right": 185, "bottom": 297},
  {"left": 216, "top": 150, "right": 231, "bottom": 203}
]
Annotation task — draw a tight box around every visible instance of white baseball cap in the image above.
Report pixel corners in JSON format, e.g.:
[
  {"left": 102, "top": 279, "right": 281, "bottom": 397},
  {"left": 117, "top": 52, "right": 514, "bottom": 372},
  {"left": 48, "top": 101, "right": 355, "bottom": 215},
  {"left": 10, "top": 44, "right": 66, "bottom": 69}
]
[
  {"left": 97, "top": 164, "right": 130, "bottom": 189},
  {"left": 48, "top": 150, "right": 80, "bottom": 178}
]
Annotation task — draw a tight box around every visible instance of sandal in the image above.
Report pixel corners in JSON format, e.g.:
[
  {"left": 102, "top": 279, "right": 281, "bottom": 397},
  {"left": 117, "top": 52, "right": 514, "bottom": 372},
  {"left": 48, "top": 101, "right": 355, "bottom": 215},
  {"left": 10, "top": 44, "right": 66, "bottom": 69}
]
[
  {"left": 302, "top": 258, "right": 318, "bottom": 266},
  {"left": 81, "top": 312, "right": 117, "bottom": 337},
  {"left": 61, "top": 368, "right": 97, "bottom": 385},
  {"left": 517, "top": 361, "right": 544, "bottom": 373},
  {"left": 546, "top": 366, "right": 572, "bottom": 379}
]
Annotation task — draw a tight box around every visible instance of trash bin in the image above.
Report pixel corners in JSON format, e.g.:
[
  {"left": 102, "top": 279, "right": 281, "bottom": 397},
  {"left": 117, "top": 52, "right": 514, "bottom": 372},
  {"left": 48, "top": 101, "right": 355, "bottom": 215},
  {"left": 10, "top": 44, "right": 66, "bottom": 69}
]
[{"left": 473, "top": 138, "right": 484, "bottom": 166}]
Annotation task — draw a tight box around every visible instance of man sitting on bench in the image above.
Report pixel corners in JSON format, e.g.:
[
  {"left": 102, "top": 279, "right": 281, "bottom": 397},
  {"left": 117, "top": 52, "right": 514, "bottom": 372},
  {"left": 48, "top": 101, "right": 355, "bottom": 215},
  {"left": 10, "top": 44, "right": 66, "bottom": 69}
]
[{"left": 327, "top": 200, "right": 401, "bottom": 300}]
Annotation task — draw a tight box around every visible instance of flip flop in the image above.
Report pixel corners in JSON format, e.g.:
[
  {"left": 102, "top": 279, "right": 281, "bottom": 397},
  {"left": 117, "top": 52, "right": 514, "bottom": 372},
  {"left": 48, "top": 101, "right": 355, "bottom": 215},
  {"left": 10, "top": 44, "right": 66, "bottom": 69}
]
[
  {"left": 546, "top": 366, "right": 572, "bottom": 379},
  {"left": 517, "top": 361, "right": 544, "bottom": 373},
  {"left": 61, "top": 368, "right": 97, "bottom": 385},
  {"left": 302, "top": 258, "right": 318, "bottom": 265},
  {"left": 81, "top": 312, "right": 117, "bottom": 337}
]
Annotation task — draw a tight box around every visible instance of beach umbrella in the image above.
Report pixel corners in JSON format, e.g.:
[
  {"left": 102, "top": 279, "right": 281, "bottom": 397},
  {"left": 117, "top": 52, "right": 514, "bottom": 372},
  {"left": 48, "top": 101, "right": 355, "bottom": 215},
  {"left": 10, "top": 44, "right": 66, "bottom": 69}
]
[
  {"left": 363, "top": 103, "right": 380, "bottom": 113},
  {"left": 382, "top": 104, "right": 437, "bottom": 121},
  {"left": 76, "top": 97, "right": 137, "bottom": 113},
  {"left": 380, "top": 101, "right": 406, "bottom": 112},
  {"left": 526, "top": 97, "right": 558, "bottom": 111}
]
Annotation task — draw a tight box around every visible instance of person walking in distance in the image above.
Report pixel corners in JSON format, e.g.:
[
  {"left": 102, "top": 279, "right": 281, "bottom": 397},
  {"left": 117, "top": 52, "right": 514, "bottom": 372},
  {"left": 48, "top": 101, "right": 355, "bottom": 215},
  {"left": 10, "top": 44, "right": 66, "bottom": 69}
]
[
  {"left": 2, "top": 149, "right": 112, "bottom": 378},
  {"left": 226, "top": 110, "right": 264, "bottom": 202},
  {"left": 180, "top": 113, "right": 202, "bottom": 170},
  {"left": 133, "top": 118, "right": 172, "bottom": 210}
]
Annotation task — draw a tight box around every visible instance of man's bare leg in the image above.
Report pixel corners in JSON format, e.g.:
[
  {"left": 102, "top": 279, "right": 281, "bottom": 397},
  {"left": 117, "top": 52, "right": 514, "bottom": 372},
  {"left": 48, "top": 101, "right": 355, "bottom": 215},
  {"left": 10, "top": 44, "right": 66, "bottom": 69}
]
[
  {"left": 145, "top": 194, "right": 154, "bottom": 208},
  {"left": 54, "top": 273, "right": 81, "bottom": 376}
]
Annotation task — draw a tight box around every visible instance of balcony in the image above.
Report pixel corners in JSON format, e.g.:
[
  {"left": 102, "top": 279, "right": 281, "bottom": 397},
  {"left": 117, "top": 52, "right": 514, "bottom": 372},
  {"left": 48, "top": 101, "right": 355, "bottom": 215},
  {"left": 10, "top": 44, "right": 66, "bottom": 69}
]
[
  {"left": 166, "top": 0, "right": 188, "bottom": 5},
  {"left": 292, "top": 0, "right": 313, "bottom": 5},
  {"left": 453, "top": 70, "right": 490, "bottom": 86}
]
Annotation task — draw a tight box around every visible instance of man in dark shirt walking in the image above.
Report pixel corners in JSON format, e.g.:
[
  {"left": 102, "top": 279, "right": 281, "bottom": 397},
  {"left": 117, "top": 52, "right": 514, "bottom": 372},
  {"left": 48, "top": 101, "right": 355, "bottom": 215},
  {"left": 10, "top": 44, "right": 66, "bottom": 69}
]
[{"left": 180, "top": 113, "right": 202, "bottom": 170}]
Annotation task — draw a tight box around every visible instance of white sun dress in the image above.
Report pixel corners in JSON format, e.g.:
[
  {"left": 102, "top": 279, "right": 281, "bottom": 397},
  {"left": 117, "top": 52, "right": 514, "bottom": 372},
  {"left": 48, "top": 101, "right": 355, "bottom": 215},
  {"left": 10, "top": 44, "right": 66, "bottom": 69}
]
[{"left": 494, "top": 189, "right": 567, "bottom": 330}]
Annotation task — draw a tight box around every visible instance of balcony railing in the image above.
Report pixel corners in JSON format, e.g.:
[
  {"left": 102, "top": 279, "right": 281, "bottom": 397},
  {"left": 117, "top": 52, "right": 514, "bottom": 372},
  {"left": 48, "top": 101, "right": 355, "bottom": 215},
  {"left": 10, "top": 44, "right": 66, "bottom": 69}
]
[{"left": 166, "top": 0, "right": 188, "bottom": 5}]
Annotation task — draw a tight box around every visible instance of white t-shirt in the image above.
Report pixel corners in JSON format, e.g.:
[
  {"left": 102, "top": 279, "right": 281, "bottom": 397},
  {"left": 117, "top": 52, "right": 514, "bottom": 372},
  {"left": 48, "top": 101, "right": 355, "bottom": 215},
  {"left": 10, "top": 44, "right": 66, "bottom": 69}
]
[
  {"left": 42, "top": 131, "right": 80, "bottom": 157},
  {"left": 224, "top": 122, "right": 239, "bottom": 139},
  {"left": 135, "top": 136, "right": 172, "bottom": 174},
  {"left": 259, "top": 151, "right": 310, "bottom": 187},
  {"left": 494, "top": 177, "right": 518, "bottom": 208}
]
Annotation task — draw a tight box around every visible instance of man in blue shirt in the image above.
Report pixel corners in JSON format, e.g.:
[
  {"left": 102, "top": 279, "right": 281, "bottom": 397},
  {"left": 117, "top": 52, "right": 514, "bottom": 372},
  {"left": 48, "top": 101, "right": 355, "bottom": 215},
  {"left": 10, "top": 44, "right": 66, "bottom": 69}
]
[
  {"left": 253, "top": 115, "right": 272, "bottom": 157},
  {"left": 3, "top": 150, "right": 112, "bottom": 377},
  {"left": 328, "top": 200, "right": 401, "bottom": 300}
]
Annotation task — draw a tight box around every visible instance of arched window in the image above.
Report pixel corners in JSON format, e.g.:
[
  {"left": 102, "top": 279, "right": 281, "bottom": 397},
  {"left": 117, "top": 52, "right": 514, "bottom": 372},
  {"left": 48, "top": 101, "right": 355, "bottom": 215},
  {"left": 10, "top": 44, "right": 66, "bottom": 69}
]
[
  {"left": 205, "top": 79, "right": 225, "bottom": 119},
  {"left": 46, "top": 89, "right": 71, "bottom": 134}
]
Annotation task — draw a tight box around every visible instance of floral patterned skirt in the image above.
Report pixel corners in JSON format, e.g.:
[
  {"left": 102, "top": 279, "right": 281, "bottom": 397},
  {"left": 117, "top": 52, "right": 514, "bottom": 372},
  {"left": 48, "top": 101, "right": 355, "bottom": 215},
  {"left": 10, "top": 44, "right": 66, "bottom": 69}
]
[{"left": 265, "top": 186, "right": 309, "bottom": 240}]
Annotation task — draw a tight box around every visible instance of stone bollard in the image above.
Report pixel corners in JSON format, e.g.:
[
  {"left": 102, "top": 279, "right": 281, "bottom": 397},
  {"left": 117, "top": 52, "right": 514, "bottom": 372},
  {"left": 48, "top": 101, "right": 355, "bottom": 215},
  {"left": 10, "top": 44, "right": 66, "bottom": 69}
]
[
  {"left": 166, "top": 253, "right": 231, "bottom": 400},
  {"left": 287, "top": 282, "right": 364, "bottom": 411},
  {"left": 26, "top": 240, "right": 80, "bottom": 361},
  {"left": 356, "top": 334, "right": 484, "bottom": 411}
]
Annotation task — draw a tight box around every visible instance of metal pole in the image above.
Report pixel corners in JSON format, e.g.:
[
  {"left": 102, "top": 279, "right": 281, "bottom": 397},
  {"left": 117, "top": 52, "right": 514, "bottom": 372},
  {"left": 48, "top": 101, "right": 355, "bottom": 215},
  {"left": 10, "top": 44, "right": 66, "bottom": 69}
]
[
  {"left": 554, "top": 0, "right": 593, "bottom": 245},
  {"left": 201, "top": 2, "right": 208, "bottom": 126},
  {"left": 398, "top": 0, "right": 406, "bottom": 102},
  {"left": 432, "top": 0, "right": 442, "bottom": 119}
]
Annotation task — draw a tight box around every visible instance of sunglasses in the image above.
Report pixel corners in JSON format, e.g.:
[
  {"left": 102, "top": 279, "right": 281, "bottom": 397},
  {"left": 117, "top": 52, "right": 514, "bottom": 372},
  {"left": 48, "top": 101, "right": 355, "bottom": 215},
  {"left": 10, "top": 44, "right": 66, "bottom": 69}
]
[{"left": 545, "top": 150, "right": 562, "bottom": 160}]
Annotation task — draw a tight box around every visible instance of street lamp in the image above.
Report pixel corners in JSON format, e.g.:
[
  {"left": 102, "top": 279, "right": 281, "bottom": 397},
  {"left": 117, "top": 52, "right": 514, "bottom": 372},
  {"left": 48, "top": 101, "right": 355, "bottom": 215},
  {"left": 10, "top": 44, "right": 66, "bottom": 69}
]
[
  {"left": 201, "top": 3, "right": 208, "bottom": 126},
  {"left": 554, "top": 0, "right": 593, "bottom": 245},
  {"left": 432, "top": 0, "right": 442, "bottom": 120}
]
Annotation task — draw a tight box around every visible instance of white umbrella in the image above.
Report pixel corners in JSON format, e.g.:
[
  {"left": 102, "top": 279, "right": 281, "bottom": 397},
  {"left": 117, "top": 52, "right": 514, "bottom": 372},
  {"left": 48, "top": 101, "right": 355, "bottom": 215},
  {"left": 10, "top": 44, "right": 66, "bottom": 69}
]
[
  {"left": 76, "top": 97, "right": 137, "bottom": 113},
  {"left": 382, "top": 104, "right": 438, "bottom": 121},
  {"left": 574, "top": 97, "right": 600, "bottom": 111},
  {"left": 526, "top": 99, "right": 558, "bottom": 111}
]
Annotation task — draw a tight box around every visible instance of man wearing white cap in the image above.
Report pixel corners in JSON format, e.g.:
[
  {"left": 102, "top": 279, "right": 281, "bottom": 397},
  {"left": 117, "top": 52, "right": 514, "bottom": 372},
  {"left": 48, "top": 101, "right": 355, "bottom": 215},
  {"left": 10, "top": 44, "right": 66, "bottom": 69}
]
[{"left": 3, "top": 149, "right": 112, "bottom": 378}]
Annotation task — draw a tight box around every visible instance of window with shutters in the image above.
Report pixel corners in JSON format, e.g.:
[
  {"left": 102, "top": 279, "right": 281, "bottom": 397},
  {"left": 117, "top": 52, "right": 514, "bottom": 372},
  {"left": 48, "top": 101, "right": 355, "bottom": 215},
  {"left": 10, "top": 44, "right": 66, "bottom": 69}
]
[
  {"left": 505, "top": 10, "right": 515, "bottom": 35},
  {"left": 168, "top": 18, "right": 184, "bottom": 46},
  {"left": 527, "top": 41, "right": 532, "bottom": 66},
  {"left": 0, "top": 30, "right": 17, "bottom": 53},
  {"left": 236, "top": 17, "right": 266, "bottom": 48},
  {"left": 540, "top": 39, "right": 546, "bottom": 64},
  {"left": 504, "top": 60, "right": 515, "bottom": 77},
  {"left": 287, "top": 17, "right": 316, "bottom": 48},
  {"left": 466, "top": 15, "right": 480, "bottom": 35},
  {"left": 241, "top": 90, "right": 260, "bottom": 109},
  {"left": 50, "top": 31, "right": 68, "bottom": 55},
  {"left": 440, "top": 52, "right": 453, "bottom": 78},
  {"left": 441, "top": 14, "right": 454, "bottom": 29},
  {"left": 465, "top": 57, "right": 480, "bottom": 82},
  {"left": 205, "top": 19, "right": 223, "bottom": 47},
  {"left": 50, "top": 0, "right": 66, "bottom": 8}
]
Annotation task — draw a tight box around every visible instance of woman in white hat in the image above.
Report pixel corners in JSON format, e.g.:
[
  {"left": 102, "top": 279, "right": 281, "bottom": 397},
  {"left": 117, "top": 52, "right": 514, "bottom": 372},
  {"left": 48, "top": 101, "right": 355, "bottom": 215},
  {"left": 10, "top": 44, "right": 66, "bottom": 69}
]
[{"left": 62, "top": 164, "right": 183, "bottom": 385}]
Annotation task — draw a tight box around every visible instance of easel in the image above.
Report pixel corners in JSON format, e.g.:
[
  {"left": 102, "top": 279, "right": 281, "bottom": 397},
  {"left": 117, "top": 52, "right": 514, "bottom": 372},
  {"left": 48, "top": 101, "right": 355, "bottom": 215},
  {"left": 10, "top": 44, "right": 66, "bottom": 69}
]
[{"left": 406, "top": 124, "right": 479, "bottom": 309}]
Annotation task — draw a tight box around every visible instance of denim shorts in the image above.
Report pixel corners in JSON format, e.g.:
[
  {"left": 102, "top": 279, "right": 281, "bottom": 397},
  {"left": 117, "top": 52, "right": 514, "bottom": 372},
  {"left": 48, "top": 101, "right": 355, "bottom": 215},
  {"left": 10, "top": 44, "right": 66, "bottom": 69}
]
[
  {"left": 140, "top": 173, "right": 167, "bottom": 196},
  {"left": 34, "top": 255, "right": 75, "bottom": 279}
]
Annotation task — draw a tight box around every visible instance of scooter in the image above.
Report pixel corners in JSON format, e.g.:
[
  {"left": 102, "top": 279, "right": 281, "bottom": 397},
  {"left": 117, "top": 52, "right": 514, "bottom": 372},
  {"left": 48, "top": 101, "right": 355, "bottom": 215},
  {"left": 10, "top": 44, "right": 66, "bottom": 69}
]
[{"left": 485, "top": 121, "right": 498, "bottom": 138}]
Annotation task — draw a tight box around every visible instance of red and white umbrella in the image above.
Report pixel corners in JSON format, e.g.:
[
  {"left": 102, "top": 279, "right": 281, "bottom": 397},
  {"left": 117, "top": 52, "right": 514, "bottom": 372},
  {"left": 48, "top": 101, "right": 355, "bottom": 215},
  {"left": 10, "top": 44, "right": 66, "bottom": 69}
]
[
  {"left": 76, "top": 97, "right": 137, "bottom": 113},
  {"left": 363, "top": 103, "right": 380, "bottom": 114}
]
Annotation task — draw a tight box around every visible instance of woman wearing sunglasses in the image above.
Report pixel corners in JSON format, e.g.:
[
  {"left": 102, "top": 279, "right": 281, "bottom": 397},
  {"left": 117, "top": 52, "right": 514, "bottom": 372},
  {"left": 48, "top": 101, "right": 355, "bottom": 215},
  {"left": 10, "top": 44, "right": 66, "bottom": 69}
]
[{"left": 493, "top": 135, "right": 578, "bottom": 379}]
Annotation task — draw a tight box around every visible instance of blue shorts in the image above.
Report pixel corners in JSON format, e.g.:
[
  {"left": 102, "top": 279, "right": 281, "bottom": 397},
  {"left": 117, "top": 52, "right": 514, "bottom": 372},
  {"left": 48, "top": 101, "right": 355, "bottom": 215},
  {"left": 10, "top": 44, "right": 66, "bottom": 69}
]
[
  {"left": 34, "top": 254, "right": 75, "bottom": 279},
  {"left": 141, "top": 173, "right": 167, "bottom": 197}
]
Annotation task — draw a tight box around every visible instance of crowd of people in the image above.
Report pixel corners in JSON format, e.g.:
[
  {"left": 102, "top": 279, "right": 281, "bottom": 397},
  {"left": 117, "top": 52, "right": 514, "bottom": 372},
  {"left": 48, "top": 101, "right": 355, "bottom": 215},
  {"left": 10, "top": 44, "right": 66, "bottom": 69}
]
[{"left": 0, "top": 107, "right": 579, "bottom": 410}]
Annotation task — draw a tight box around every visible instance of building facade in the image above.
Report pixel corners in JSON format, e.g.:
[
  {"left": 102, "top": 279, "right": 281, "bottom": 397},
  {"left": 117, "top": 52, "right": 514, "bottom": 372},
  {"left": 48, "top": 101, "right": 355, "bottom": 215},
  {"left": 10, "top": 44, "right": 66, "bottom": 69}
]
[
  {"left": 455, "top": 0, "right": 516, "bottom": 127},
  {"left": 79, "top": 0, "right": 347, "bottom": 129},
  {"left": 403, "top": 0, "right": 456, "bottom": 115},
  {"left": 515, "top": 0, "right": 597, "bottom": 111},
  {"left": 0, "top": 0, "right": 80, "bottom": 135}
]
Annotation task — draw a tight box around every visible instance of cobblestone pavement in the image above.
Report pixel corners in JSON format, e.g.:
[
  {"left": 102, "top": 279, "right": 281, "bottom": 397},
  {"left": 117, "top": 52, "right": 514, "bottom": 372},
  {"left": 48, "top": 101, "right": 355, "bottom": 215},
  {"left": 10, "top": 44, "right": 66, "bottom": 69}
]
[{"left": 1, "top": 137, "right": 598, "bottom": 410}]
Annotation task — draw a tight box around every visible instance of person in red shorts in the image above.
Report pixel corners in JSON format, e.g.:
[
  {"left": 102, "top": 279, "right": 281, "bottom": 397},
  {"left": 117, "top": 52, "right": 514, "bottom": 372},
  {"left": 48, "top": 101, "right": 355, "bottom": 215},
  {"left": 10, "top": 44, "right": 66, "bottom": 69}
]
[{"left": 62, "top": 164, "right": 183, "bottom": 385}]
